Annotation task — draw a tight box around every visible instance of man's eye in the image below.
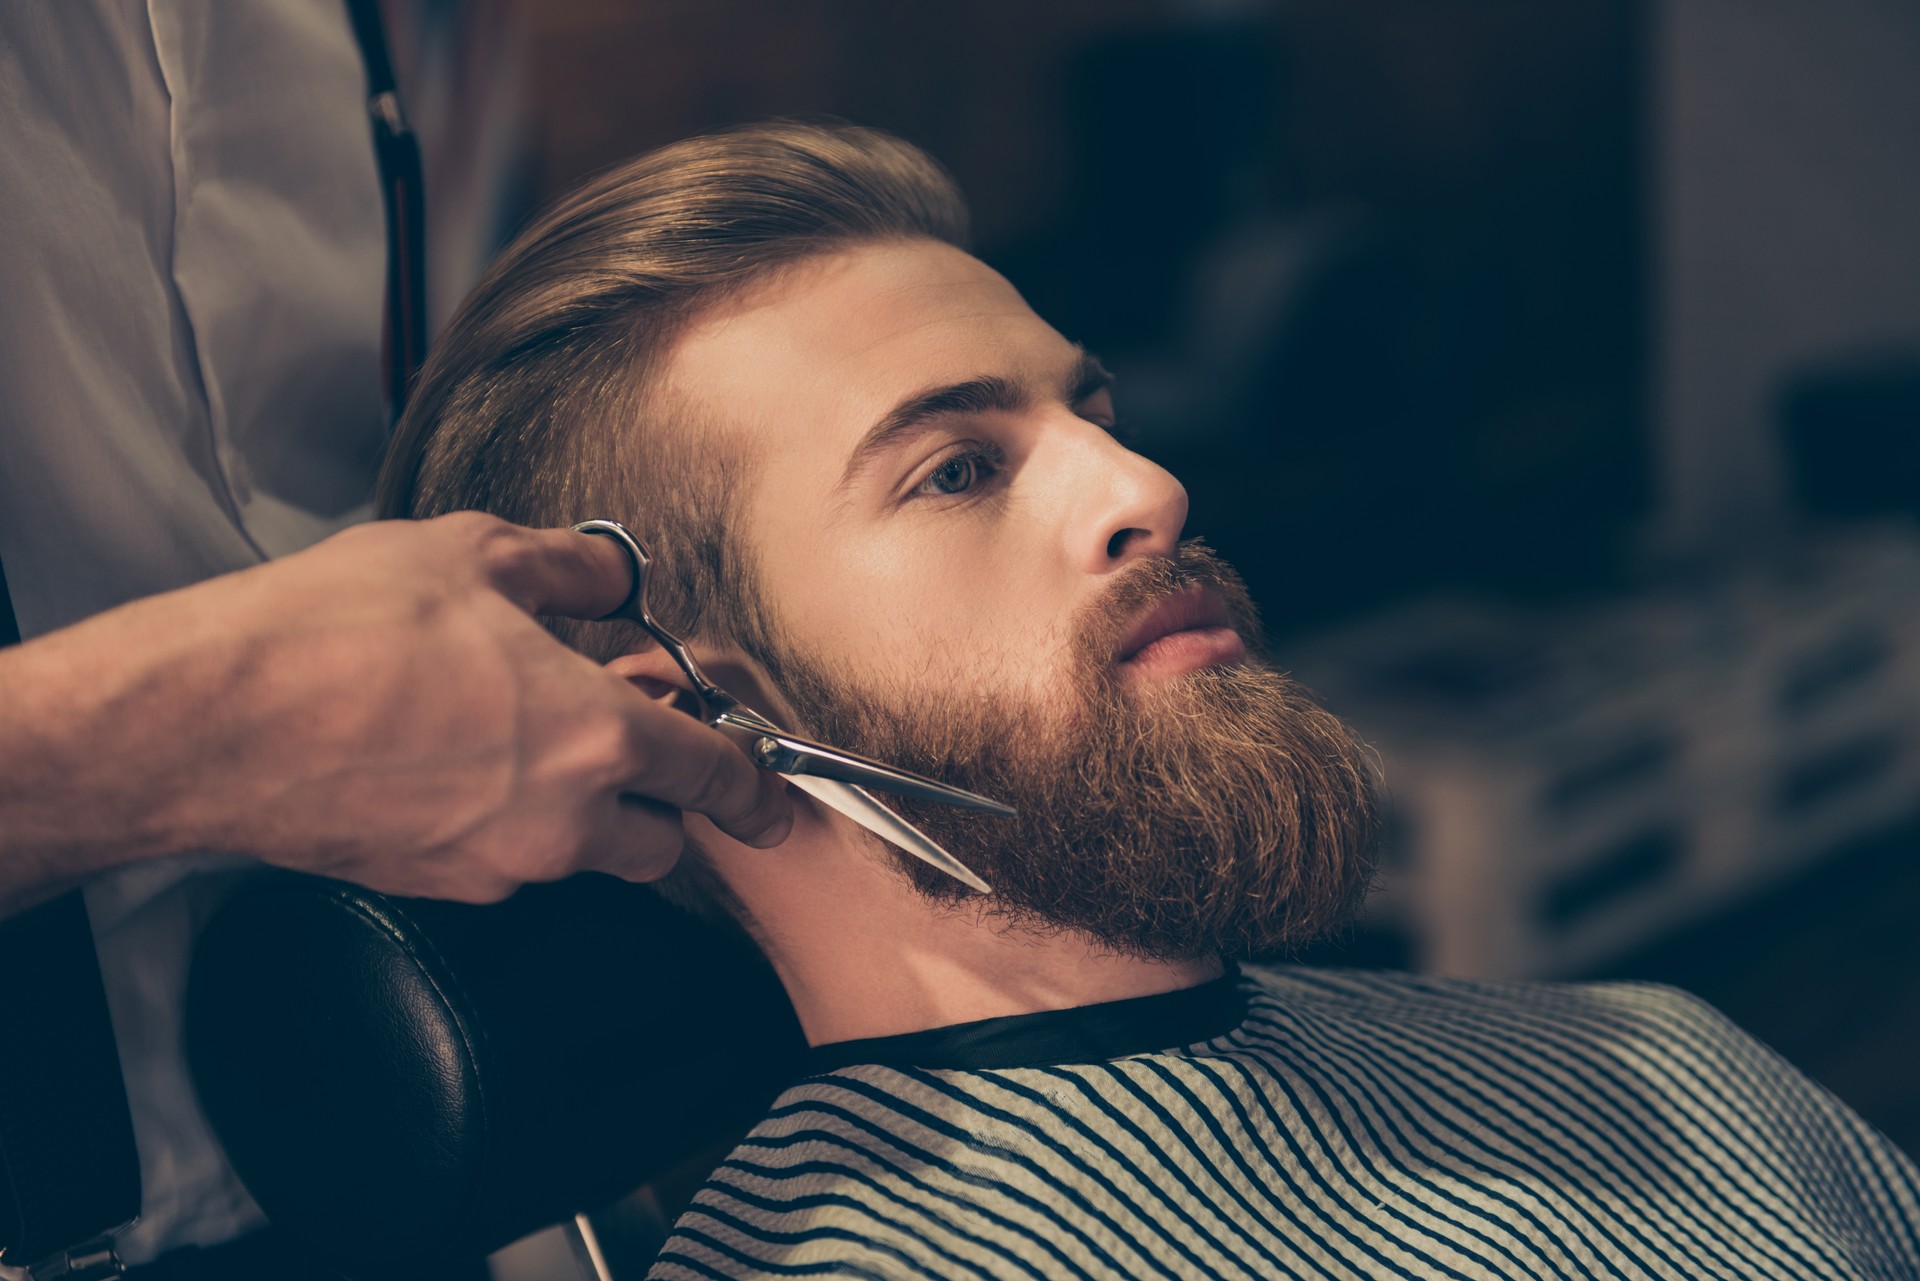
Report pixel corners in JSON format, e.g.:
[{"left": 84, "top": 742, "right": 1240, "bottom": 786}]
[{"left": 914, "top": 446, "right": 1001, "bottom": 497}]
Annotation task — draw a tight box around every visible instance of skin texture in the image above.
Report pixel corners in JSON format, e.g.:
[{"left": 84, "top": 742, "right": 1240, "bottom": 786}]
[
  {"left": 672, "top": 240, "right": 1169, "bottom": 712},
  {"left": 0, "top": 514, "right": 793, "bottom": 917},
  {"left": 609, "top": 240, "right": 1377, "bottom": 1045}
]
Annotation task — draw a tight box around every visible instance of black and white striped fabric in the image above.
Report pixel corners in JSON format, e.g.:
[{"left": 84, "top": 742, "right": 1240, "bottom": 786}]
[{"left": 649, "top": 967, "right": 1920, "bottom": 1279}]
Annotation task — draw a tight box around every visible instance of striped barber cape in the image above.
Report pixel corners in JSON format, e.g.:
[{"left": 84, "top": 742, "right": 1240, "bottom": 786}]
[{"left": 648, "top": 965, "right": 1920, "bottom": 1280}]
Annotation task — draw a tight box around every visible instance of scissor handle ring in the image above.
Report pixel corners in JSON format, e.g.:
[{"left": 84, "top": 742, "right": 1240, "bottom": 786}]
[
  {"left": 571, "top": 518, "right": 735, "bottom": 714},
  {"left": 571, "top": 519, "right": 654, "bottom": 626}
]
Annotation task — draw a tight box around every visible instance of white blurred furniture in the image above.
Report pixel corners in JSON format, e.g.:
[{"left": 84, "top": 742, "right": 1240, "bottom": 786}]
[{"left": 1289, "top": 524, "right": 1920, "bottom": 978}]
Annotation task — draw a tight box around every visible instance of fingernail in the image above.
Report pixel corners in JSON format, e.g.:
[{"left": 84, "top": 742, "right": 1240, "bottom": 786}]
[
  {"left": 746, "top": 794, "right": 795, "bottom": 848},
  {"left": 762, "top": 809, "right": 796, "bottom": 848}
]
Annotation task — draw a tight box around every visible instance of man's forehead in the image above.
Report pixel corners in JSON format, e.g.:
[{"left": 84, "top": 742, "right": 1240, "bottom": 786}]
[{"left": 657, "top": 240, "right": 1070, "bottom": 458}]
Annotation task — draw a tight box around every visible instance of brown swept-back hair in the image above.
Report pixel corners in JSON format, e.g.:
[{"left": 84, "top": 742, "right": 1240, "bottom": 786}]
[
  {"left": 376, "top": 121, "right": 969, "bottom": 920},
  {"left": 376, "top": 120, "right": 970, "bottom": 662}
]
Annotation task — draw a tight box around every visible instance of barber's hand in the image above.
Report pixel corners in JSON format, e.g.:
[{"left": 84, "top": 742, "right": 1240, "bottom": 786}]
[{"left": 0, "top": 513, "right": 792, "bottom": 910}]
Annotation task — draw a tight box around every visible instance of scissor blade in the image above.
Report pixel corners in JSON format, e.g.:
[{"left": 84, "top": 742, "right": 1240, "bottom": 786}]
[
  {"left": 769, "top": 733, "right": 1016, "bottom": 815},
  {"left": 785, "top": 775, "right": 993, "bottom": 895},
  {"left": 715, "top": 712, "right": 1017, "bottom": 818}
]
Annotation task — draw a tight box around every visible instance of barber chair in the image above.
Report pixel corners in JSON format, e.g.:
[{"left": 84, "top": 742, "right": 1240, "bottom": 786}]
[{"left": 184, "top": 871, "right": 805, "bottom": 1280}]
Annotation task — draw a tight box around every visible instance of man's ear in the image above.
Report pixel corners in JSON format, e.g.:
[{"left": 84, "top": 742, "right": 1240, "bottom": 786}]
[{"left": 605, "top": 649, "right": 697, "bottom": 709}]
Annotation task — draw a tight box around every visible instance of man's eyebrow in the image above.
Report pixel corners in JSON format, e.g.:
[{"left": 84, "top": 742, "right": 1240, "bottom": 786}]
[
  {"left": 835, "top": 374, "right": 1026, "bottom": 494},
  {"left": 1065, "top": 348, "right": 1116, "bottom": 405},
  {"left": 835, "top": 347, "right": 1117, "bottom": 495}
]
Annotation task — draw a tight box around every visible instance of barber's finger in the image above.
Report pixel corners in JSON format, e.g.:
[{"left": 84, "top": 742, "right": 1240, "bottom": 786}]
[
  {"left": 620, "top": 703, "right": 795, "bottom": 849},
  {"left": 591, "top": 794, "right": 689, "bottom": 883},
  {"left": 485, "top": 523, "right": 635, "bottom": 620}
]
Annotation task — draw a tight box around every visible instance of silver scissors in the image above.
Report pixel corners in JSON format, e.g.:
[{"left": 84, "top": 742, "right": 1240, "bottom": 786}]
[{"left": 573, "top": 519, "right": 1006, "bottom": 894}]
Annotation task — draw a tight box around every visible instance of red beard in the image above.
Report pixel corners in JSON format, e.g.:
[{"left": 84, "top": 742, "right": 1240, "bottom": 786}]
[{"left": 762, "top": 540, "right": 1383, "bottom": 962}]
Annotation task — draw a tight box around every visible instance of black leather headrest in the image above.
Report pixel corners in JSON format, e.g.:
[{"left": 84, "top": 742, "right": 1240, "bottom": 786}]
[{"left": 185, "top": 872, "right": 803, "bottom": 1277}]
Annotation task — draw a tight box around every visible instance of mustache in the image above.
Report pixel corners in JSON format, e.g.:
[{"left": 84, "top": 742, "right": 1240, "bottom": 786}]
[{"left": 1072, "top": 538, "right": 1266, "bottom": 670}]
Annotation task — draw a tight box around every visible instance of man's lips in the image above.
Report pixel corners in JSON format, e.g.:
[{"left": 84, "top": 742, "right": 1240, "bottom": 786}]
[{"left": 1114, "top": 584, "right": 1240, "bottom": 667}]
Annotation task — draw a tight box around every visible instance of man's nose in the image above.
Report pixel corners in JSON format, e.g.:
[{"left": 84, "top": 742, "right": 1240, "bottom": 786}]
[{"left": 1067, "top": 429, "right": 1190, "bottom": 573}]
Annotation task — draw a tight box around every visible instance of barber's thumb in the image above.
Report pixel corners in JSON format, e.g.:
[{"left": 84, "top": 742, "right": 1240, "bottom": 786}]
[{"left": 717, "top": 767, "right": 797, "bottom": 849}]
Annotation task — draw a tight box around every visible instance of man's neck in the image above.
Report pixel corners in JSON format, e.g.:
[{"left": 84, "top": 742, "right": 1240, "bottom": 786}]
[{"left": 719, "top": 812, "right": 1223, "bottom": 1047}]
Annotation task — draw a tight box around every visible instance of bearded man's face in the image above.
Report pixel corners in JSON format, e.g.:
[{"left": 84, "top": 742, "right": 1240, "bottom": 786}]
[
  {"left": 657, "top": 239, "right": 1380, "bottom": 958},
  {"left": 761, "top": 540, "right": 1380, "bottom": 960}
]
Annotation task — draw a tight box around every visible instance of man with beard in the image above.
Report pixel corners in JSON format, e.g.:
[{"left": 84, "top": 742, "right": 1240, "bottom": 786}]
[{"left": 380, "top": 122, "right": 1920, "bottom": 1279}]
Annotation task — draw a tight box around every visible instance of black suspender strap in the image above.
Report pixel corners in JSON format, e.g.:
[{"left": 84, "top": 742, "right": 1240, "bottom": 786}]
[
  {"left": 344, "top": 0, "right": 428, "bottom": 423},
  {"left": 0, "top": 561, "right": 143, "bottom": 1276},
  {"left": 0, "top": 549, "right": 16, "bottom": 650}
]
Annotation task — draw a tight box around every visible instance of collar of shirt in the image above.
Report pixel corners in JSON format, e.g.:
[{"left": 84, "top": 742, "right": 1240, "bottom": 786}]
[{"left": 802, "top": 963, "right": 1249, "bottom": 1074}]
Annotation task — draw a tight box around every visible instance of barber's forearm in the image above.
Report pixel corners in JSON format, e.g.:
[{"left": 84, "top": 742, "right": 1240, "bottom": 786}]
[
  {"left": 0, "top": 591, "right": 228, "bottom": 918},
  {"left": 0, "top": 515, "right": 794, "bottom": 919}
]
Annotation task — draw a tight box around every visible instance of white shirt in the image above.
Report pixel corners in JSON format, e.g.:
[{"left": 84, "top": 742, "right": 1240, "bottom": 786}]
[{"left": 0, "top": 2, "right": 387, "bottom": 1262}]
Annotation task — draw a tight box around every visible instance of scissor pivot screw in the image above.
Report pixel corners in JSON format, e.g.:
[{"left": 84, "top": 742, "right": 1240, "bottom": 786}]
[{"left": 753, "top": 736, "right": 785, "bottom": 768}]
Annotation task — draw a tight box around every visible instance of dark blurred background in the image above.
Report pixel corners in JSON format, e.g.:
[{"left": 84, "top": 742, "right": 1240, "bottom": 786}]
[{"left": 385, "top": 0, "right": 1920, "bottom": 1156}]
